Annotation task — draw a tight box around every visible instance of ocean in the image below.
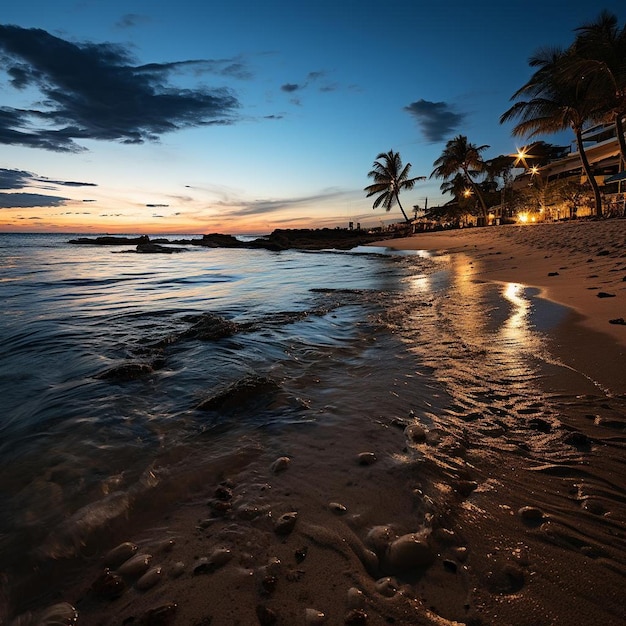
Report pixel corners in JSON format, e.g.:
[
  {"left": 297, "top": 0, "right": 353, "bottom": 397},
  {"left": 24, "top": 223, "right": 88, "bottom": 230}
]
[{"left": 1, "top": 232, "right": 624, "bottom": 625}]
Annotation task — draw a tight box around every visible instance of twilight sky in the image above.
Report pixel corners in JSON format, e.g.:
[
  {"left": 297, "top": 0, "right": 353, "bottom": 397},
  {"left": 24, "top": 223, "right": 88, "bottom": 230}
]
[{"left": 1, "top": 0, "right": 624, "bottom": 234}]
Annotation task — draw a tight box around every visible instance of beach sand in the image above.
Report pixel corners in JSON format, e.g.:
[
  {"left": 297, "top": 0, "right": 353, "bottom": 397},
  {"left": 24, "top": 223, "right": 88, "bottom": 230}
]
[
  {"left": 10, "top": 221, "right": 626, "bottom": 626},
  {"left": 377, "top": 219, "right": 626, "bottom": 396}
]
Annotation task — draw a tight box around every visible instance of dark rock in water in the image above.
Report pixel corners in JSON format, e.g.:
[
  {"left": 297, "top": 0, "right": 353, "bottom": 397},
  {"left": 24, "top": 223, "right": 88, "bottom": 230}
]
[
  {"left": 96, "top": 362, "right": 154, "bottom": 381},
  {"left": 136, "top": 242, "right": 187, "bottom": 254},
  {"left": 180, "top": 312, "right": 238, "bottom": 341},
  {"left": 195, "top": 375, "right": 284, "bottom": 412},
  {"left": 609, "top": 317, "right": 626, "bottom": 325},
  {"left": 564, "top": 431, "right": 591, "bottom": 448},
  {"left": 69, "top": 235, "right": 145, "bottom": 245},
  {"left": 356, "top": 452, "right": 377, "bottom": 466},
  {"left": 518, "top": 506, "right": 544, "bottom": 525}
]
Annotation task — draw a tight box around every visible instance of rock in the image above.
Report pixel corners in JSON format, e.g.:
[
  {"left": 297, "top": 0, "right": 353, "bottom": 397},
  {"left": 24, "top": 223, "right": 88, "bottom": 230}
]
[
  {"left": 347, "top": 587, "right": 365, "bottom": 609},
  {"left": 356, "top": 452, "right": 377, "bottom": 466},
  {"left": 103, "top": 541, "right": 138, "bottom": 567},
  {"left": 305, "top": 608, "right": 326, "bottom": 624},
  {"left": 518, "top": 506, "right": 544, "bottom": 524},
  {"left": 609, "top": 318, "right": 626, "bottom": 325},
  {"left": 193, "top": 548, "right": 233, "bottom": 575},
  {"left": 295, "top": 546, "right": 308, "bottom": 563},
  {"left": 329, "top": 502, "right": 347, "bottom": 514},
  {"left": 117, "top": 553, "right": 152, "bottom": 577},
  {"left": 529, "top": 417, "right": 552, "bottom": 433},
  {"left": 405, "top": 424, "right": 427, "bottom": 443},
  {"left": 274, "top": 511, "right": 298, "bottom": 536},
  {"left": 365, "top": 525, "right": 393, "bottom": 555},
  {"left": 96, "top": 362, "right": 153, "bottom": 381},
  {"left": 386, "top": 533, "right": 434, "bottom": 571},
  {"left": 547, "top": 271, "right": 559, "bottom": 276},
  {"left": 564, "top": 431, "right": 591, "bottom": 447},
  {"left": 375, "top": 576, "right": 398, "bottom": 597},
  {"left": 597, "top": 292, "right": 616, "bottom": 298},
  {"left": 270, "top": 456, "right": 291, "bottom": 473},
  {"left": 136, "top": 566, "right": 163, "bottom": 590},
  {"left": 214, "top": 485, "right": 233, "bottom": 501}
]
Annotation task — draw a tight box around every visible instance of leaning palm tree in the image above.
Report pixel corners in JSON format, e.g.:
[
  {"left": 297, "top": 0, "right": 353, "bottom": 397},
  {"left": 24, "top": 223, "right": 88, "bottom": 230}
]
[
  {"left": 430, "top": 135, "right": 490, "bottom": 222},
  {"left": 364, "top": 150, "right": 425, "bottom": 223},
  {"left": 500, "top": 46, "right": 603, "bottom": 217},
  {"left": 573, "top": 10, "right": 626, "bottom": 162}
]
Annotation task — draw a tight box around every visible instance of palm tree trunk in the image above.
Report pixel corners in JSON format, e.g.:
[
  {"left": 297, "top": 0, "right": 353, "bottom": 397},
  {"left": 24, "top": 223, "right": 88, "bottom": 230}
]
[
  {"left": 615, "top": 115, "right": 626, "bottom": 165},
  {"left": 575, "top": 127, "right": 603, "bottom": 217},
  {"left": 395, "top": 194, "right": 410, "bottom": 223},
  {"left": 463, "top": 168, "right": 489, "bottom": 222}
]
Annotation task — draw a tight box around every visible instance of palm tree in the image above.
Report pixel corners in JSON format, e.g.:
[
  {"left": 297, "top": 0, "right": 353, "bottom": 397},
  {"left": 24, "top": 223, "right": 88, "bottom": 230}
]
[
  {"left": 573, "top": 10, "right": 626, "bottom": 162},
  {"left": 430, "top": 135, "right": 490, "bottom": 222},
  {"left": 364, "top": 150, "right": 425, "bottom": 223},
  {"left": 500, "top": 47, "right": 603, "bottom": 217}
]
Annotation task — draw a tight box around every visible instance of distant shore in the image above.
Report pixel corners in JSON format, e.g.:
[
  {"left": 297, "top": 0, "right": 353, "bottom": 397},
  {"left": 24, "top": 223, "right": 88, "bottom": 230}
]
[{"left": 371, "top": 219, "right": 626, "bottom": 394}]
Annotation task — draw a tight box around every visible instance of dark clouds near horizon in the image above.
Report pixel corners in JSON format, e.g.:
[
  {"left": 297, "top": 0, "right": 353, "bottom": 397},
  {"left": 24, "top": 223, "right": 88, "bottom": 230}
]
[
  {"left": 0, "top": 24, "right": 242, "bottom": 152},
  {"left": 404, "top": 99, "right": 465, "bottom": 143},
  {"left": 0, "top": 166, "right": 96, "bottom": 207}
]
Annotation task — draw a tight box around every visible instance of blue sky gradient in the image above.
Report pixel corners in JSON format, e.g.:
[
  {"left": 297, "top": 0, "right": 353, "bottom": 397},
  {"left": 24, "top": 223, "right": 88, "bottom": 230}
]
[{"left": 1, "top": 1, "right": 624, "bottom": 233}]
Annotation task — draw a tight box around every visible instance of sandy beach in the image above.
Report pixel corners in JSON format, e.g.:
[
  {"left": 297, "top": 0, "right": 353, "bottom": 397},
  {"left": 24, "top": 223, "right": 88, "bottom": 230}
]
[
  {"left": 375, "top": 219, "right": 626, "bottom": 396},
  {"left": 4, "top": 224, "right": 626, "bottom": 626}
]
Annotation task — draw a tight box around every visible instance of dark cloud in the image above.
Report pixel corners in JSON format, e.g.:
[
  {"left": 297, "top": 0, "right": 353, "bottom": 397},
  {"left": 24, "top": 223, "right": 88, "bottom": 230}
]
[
  {"left": 0, "top": 168, "right": 32, "bottom": 189},
  {"left": 404, "top": 99, "right": 465, "bottom": 143},
  {"left": 146, "top": 203, "right": 169, "bottom": 207},
  {"left": 281, "top": 83, "right": 301, "bottom": 93},
  {"left": 0, "top": 25, "right": 241, "bottom": 152},
  {"left": 0, "top": 167, "right": 96, "bottom": 190},
  {"left": 0, "top": 192, "right": 69, "bottom": 208},
  {"left": 116, "top": 14, "right": 152, "bottom": 29}
]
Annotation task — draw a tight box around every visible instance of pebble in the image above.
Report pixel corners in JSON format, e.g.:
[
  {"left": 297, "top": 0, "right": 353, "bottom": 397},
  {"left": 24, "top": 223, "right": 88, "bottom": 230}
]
[
  {"left": 270, "top": 456, "right": 291, "bottom": 473},
  {"left": 117, "top": 553, "right": 152, "bottom": 577},
  {"left": 26, "top": 602, "right": 78, "bottom": 626},
  {"left": 215, "top": 484, "right": 233, "bottom": 501},
  {"left": 295, "top": 546, "right": 308, "bottom": 563},
  {"left": 136, "top": 566, "right": 163, "bottom": 590},
  {"left": 305, "top": 608, "right": 326, "bottom": 624},
  {"left": 274, "top": 511, "right": 298, "bottom": 535},
  {"left": 365, "top": 525, "right": 393, "bottom": 555},
  {"left": 103, "top": 541, "right": 138, "bottom": 567},
  {"left": 356, "top": 452, "right": 377, "bottom": 466},
  {"left": 347, "top": 587, "right": 365, "bottom": 609},
  {"left": 386, "top": 533, "right": 434, "bottom": 571},
  {"left": 518, "top": 506, "right": 544, "bottom": 524},
  {"left": 405, "top": 424, "right": 426, "bottom": 443},
  {"left": 375, "top": 576, "right": 398, "bottom": 597},
  {"left": 329, "top": 502, "right": 347, "bottom": 514}
]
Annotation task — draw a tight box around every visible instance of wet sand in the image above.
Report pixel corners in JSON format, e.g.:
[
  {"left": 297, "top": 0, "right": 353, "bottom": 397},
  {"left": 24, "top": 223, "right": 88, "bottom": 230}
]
[
  {"left": 377, "top": 220, "right": 626, "bottom": 395},
  {"left": 7, "top": 221, "right": 626, "bottom": 626}
]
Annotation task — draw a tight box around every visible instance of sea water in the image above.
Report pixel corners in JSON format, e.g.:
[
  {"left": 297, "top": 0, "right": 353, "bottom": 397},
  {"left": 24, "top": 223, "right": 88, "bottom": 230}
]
[{"left": 0, "top": 232, "right": 622, "bottom": 621}]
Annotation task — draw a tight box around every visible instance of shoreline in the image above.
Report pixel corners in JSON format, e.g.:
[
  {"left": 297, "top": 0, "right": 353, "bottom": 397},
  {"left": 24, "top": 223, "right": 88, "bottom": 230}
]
[{"left": 370, "top": 220, "right": 626, "bottom": 396}]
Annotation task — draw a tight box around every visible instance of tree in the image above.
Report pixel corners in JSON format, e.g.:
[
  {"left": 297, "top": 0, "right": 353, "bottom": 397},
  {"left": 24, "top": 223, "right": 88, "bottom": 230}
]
[
  {"left": 430, "top": 135, "right": 490, "bottom": 222},
  {"left": 364, "top": 150, "right": 425, "bottom": 223},
  {"left": 500, "top": 47, "right": 603, "bottom": 217},
  {"left": 572, "top": 10, "right": 626, "bottom": 163}
]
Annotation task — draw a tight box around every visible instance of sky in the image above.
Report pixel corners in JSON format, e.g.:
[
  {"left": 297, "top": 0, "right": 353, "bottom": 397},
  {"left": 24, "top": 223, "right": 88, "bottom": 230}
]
[{"left": 1, "top": 1, "right": 625, "bottom": 235}]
